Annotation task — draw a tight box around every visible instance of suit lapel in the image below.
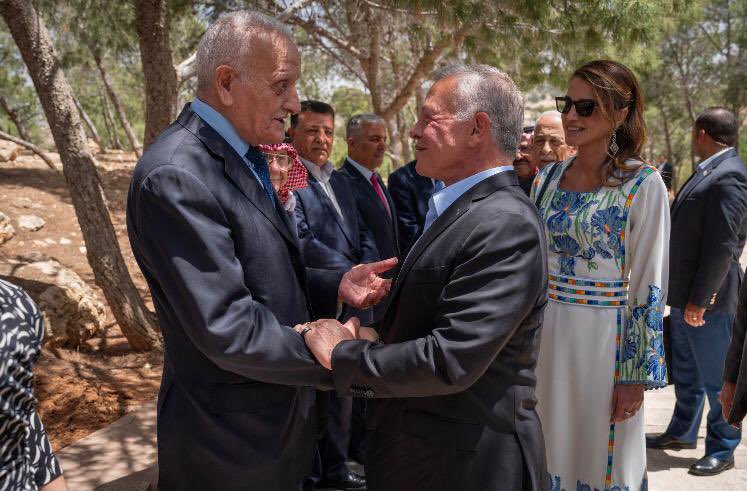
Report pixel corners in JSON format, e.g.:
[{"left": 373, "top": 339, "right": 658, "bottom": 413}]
[
  {"left": 344, "top": 160, "right": 391, "bottom": 220},
  {"left": 388, "top": 171, "right": 517, "bottom": 302},
  {"left": 672, "top": 149, "right": 738, "bottom": 218},
  {"left": 179, "top": 105, "right": 298, "bottom": 249}
]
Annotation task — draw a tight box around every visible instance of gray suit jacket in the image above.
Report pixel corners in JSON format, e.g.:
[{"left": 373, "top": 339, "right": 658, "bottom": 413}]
[
  {"left": 126, "top": 105, "right": 339, "bottom": 490},
  {"left": 330, "top": 171, "right": 549, "bottom": 490}
]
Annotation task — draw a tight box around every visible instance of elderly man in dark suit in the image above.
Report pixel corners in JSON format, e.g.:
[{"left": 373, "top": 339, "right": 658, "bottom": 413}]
[
  {"left": 290, "top": 99, "right": 380, "bottom": 490},
  {"left": 126, "top": 11, "right": 394, "bottom": 491},
  {"left": 388, "top": 160, "right": 443, "bottom": 255},
  {"left": 299, "top": 64, "right": 548, "bottom": 491},
  {"left": 647, "top": 107, "right": 747, "bottom": 476}
]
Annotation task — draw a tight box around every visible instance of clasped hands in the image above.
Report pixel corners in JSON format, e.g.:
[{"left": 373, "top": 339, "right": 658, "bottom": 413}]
[{"left": 294, "top": 257, "right": 397, "bottom": 369}]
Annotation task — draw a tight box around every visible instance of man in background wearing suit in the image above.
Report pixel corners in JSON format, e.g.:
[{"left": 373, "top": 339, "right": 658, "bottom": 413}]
[
  {"left": 337, "top": 114, "right": 400, "bottom": 463},
  {"left": 126, "top": 11, "right": 394, "bottom": 490},
  {"left": 290, "top": 100, "right": 378, "bottom": 490},
  {"left": 647, "top": 107, "right": 747, "bottom": 476},
  {"left": 339, "top": 114, "right": 400, "bottom": 263},
  {"left": 299, "top": 64, "right": 548, "bottom": 491},
  {"left": 388, "top": 160, "right": 443, "bottom": 255}
]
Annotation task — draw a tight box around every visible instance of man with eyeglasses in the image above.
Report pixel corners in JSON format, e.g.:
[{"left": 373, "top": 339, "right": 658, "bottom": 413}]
[
  {"left": 531, "top": 110, "right": 575, "bottom": 170},
  {"left": 290, "top": 100, "right": 377, "bottom": 491}
]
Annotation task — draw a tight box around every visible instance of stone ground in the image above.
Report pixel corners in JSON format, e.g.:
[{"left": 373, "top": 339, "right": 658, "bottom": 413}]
[{"left": 57, "top": 386, "right": 747, "bottom": 490}]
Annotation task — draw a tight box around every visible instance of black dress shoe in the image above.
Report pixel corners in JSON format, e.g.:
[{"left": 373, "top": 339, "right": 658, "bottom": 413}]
[
  {"left": 688, "top": 455, "right": 735, "bottom": 476},
  {"left": 645, "top": 433, "right": 697, "bottom": 450},
  {"left": 318, "top": 470, "right": 367, "bottom": 490}
]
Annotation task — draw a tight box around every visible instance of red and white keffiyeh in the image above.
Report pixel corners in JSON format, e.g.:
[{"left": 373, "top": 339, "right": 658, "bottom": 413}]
[{"left": 258, "top": 143, "right": 308, "bottom": 204}]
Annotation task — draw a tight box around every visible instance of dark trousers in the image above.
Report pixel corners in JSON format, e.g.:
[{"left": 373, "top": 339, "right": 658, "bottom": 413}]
[
  {"left": 306, "top": 391, "right": 353, "bottom": 488},
  {"left": 348, "top": 398, "right": 367, "bottom": 463},
  {"left": 666, "top": 307, "right": 742, "bottom": 459}
]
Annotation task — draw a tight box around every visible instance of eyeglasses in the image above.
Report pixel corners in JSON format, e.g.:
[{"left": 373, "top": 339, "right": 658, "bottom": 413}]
[
  {"left": 555, "top": 96, "right": 598, "bottom": 117},
  {"left": 262, "top": 152, "right": 293, "bottom": 170}
]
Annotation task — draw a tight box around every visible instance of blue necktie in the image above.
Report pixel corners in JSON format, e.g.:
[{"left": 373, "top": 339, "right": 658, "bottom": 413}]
[
  {"left": 245, "top": 147, "right": 276, "bottom": 207},
  {"left": 434, "top": 180, "right": 445, "bottom": 192}
]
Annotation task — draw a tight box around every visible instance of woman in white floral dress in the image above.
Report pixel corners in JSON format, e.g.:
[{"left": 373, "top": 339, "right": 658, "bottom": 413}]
[{"left": 532, "top": 60, "right": 670, "bottom": 491}]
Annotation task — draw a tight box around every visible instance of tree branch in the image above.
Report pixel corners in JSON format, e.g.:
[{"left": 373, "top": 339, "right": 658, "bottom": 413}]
[
  {"left": 0, "top": 129, "right": 58, "bottom": 171},
  {"left": 380, "top": 25, "right": 473, "bottom": 121}
]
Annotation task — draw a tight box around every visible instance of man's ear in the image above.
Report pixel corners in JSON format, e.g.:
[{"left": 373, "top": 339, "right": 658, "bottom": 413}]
[
  {"left": 215, "top": 65, "right": 237, "bottom": 106},
  {"left": 468, "top": 112, "right": 491, "bottom": 147}
]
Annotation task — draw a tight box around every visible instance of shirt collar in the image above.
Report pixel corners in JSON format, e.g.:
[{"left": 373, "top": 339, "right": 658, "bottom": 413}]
[
  {"left": 301, "top": 157, "right": 334, "bottom": 183},
  {"left": 429, "top": 165, "right": 514, "bottom": 218},
  {"left": 346, "top": 157, "right": 375, "bottom": 182},
  {"left": 191, "top": 97, "right": 250, "bottom": 160},
  {"left": 697, "top": 147, "right": 732, "bottom": 171}
]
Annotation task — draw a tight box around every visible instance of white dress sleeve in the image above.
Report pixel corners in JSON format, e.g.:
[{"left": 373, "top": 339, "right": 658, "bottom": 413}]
[{"left": 619, "top": 169, "right": 670, "bottom": 388}]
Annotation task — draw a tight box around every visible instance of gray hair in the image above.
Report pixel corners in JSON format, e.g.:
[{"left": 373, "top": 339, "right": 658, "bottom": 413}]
[
  {"left": 346, "top": 113, "right": 386, "bottom": 139},
  {"left": 196, "top": 11, "right": 293, "bottom": 93},
  {"left": 431, "top": 64, "right": 524, "bottom": 156}
]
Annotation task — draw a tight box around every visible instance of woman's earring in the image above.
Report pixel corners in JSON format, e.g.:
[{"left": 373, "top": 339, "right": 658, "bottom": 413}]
[{"left": 609, "top": 129, "right": 619, "bottom": 155}]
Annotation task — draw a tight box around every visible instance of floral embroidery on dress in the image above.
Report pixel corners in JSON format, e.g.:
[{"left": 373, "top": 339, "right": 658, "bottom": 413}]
[{"left": 620, "top": 285, "right": 667, "bottom": 387}]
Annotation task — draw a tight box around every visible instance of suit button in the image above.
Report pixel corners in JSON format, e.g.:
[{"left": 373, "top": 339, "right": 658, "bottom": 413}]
[{"left": 365, "top": 389, "right": 375, "bottom": 398}]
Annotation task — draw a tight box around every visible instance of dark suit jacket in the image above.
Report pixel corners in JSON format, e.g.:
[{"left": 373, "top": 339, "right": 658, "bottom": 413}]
[
  {"left": 388, "top": 160, "right": 437, "bottom": 255},
  {"left": 294, "top": 169, "right": 379, "bottom": 323},
  {"left": 668, "top": 148, "right": 747, "bottom": 313},
  {"left": 294, "top": 170, "right": 379, "bottom": 270},
  {"left": 338, "top": 159, "right": 399, "bottom": 261},
  {"left": 725, "top": 270, "right": 747, "bottom": 425},
  {"left": 126, "top": 105, "right": 340, "bottom": 490},
  {"left": 330, "top": 171, "right": 549, "bottom": 491}
]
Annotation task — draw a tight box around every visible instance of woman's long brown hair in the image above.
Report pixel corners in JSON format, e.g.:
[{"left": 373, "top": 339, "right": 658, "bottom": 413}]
[{"left": 571, "top": 60, "right": 648, "bottom": 185}]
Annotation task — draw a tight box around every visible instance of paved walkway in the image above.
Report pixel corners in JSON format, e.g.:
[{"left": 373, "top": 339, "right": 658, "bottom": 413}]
[{"left": 57, "top": 387, "right": 747, "bottom": 490}]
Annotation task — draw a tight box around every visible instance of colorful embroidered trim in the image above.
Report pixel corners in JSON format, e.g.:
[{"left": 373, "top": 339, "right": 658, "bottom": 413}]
[
  {"left": 549, "top": 273, "right": 628, "bottom": 288},
  {"left": 606, "top": 308, "right": 624, "bottom": 490},
  {"left": 548, "top": 284, "right": 628, "bottom": 298},
  {"left": 619, "top": 166, "right": 655, "bottom": 275},
  {"left": 548, "top": 293, "right": 626, "bottom": 307}
]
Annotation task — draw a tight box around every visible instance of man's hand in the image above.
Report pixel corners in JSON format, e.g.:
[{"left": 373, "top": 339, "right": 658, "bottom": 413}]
[
  {"left": 720, "top": 381, "right": 740, "bottom": 427},
  {"left": 294, "top": 318, "right": 358, "bottom": 369},
  {"left": 339, "top": 257, "right": 398, "bottom": 309},
  {"left": 611, "top": 384, "right": 644, "bottom": 423},
  {"left": 684, "top": 302, "right": 706, "bottom": 327}
]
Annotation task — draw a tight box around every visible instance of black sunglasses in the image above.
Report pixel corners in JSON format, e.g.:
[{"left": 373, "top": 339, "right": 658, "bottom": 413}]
[{"left": 555, "top": 96, "right": 597, "bottom": 117}]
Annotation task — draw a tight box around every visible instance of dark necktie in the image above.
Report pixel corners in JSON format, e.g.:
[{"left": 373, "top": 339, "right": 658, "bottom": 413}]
[
  {"left": 370, "top": 173, "right": 391, "bottom": 219},
  {"left": 245, "top": 147, "right": 276, "bottom": 207}
]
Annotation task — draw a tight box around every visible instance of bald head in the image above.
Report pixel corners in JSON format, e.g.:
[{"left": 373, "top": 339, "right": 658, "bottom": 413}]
[{"left": 532, "top": 110, "right": 574, "bottom": 168}]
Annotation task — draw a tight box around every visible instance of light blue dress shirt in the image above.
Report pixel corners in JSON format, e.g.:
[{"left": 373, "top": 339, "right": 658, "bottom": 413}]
[
  {"left": 697, "top": 146, "right": 732, "bottom": 171},
  {"left": 422, "top": 165, "right": 515, "bottom": 232},
  {"left": 191, "top": 98, "right": 261, "bottom": 183}
]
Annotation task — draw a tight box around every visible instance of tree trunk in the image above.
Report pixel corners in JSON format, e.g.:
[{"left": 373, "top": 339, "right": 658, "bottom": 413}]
[
  {"left": 135, "top": 0, "right": 178, "bottom": 150},
  {"left": 660, "top": 106, "right": 678, "bottom": 191},
  {"left": 73, "top": 96, "right": 104, "bottom": 152},
  {"left": 0, "top": 95, "right": 31, "bottom": 141},
  {"left": 397, "top": 111, "right": 411, "bottom": 164},
  {"left": 384, "top": 118, "right": 401, "bottom": 170},
  {"left": 1, "top": 0, "right": 161, "bottom": 351},
  {"left": 101, "top": 90, "right": 123, "bottom": 150},
  {"left": 0, "top": 129, "right": 57, "bottom": 171},
  {"left": 90, "top": 46, "right": 142, "bottom": 157}
]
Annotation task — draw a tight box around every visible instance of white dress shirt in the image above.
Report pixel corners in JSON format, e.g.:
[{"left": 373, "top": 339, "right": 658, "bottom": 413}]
[{"left": 301, "top": 158, "right": 343, "bottom": 218}]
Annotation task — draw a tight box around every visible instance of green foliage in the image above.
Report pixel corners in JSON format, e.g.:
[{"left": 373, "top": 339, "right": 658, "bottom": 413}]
[{"left": 0, "top": 25, "right": 45, "bottom": 143}]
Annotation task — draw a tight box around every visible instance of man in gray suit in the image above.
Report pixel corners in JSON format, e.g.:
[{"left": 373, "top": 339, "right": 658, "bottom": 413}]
[
  {"left": 299, "top": 64, "right": 548, "bottom": 490},
  {"left": 126, "top": 11, "right": 394, "bottom": 490}
]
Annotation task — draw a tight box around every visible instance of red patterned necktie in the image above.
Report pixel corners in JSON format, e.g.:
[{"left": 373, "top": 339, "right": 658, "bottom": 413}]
[{"left": 370, "top": 173, "right": 391, "bottom": 218}]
